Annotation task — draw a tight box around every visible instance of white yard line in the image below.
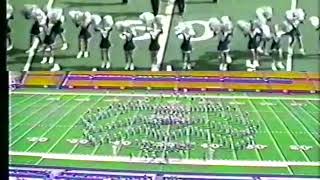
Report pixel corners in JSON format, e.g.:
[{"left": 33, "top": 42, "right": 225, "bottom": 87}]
[
  {"left": 22, "top": 53, "right": 35, "bottom": 72},
  {"left": 25, "top": 96, "right": 87, "bottom": 152},
  {"left": 9, "top": 94, "right": 36, "bottom": 109},
  {"left": 9, "top": 96, "right": 76, "bottom": 147},
  {"left": 306, "top": 100, "right": 320, "bottom": 110},
  {"left": 293, "top": 100, "right": 320, "bottom": 125},
  {"left": 37, "top": 95, "right": 105, "bottom": 164},
  {"left": 10, "top": 91, "right": 320, "bottom": 101},
  {"left": 266, "top": 99, "right": 310, "bottom": 162},
  {"left": 247, "top": 99, "right": 293, "bottom": 174},
  {"left": 89, "top": 113, "right": 123, "bottom": 156},
  {"left": 234, "top": 100, "right": 261, "bottom": 161},
  {"left": 156, "top": 0, "right": 175, "bottom": 69},
  {"left": 9, "top": 151, "right": 320, "bottom": 167},
  {"left": 218, "top": 99, "right": 237, "bottom": 160},
  {"left": 277, "top": 100, "right": 320, "bottom": 147},
  {"left": 10, "top": 95, "right": 50, "bottom": 119},
  {"left": 10, "top": 96, "right": 53, "bottom": 131}
]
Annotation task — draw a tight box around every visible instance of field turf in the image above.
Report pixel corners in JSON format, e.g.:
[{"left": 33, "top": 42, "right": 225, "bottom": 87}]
[
  {"left": 7, "top": 0, "right": 320, "bottom": 71},
  {"left": 9, "top": 89, "right": 320, "bottom": 176}
]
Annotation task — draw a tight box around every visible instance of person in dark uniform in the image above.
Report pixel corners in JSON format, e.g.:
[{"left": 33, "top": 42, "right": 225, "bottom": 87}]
[
  {"left": 176, "top": 25, "right": 195, "bottom": 70},
  {"left": 96, "top": 24, "right": 113, "bottom": 69},
  {"left": 212, "top": 21, "right": 233, "bottom": 71},
  {"left": 151, "top": 0, "right": 160, "bottom": 16},
  {"left": 284, "top": 9, "right": 306, "bottom": 56},
  {"left": 148, "top": 27, "right": 163, "bottom": 71},
  {"left": 121, "top": 27, "right": 136, "bottom": 70},
  {"left": 256, "top": 6, "right": 273, "bottom": 55},
  {"left": 51, "top": 14, "right": 68, "bottom": 50},
  {"left": 270, "top": 24, "right": 285, "bottom": 71},
  {"left": 75, "top": 12, "right": 92, "bottom": 59},
  {"left": 25, "top": 9, "right": 47, "bottom": 54},
  {"left": 245, "top": 21, "right": 263, "bottom": 71},
  {"left": 175, "top": 0, "right": 185, "bottom": 16},
  {"left": 6, "top": 3, "right": 14, "bottom": 51},
  {"left": 40, "top": 18, "right": 56, "bottom": 65}
]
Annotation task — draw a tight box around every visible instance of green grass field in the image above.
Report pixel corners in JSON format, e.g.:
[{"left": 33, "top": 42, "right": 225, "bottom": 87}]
[
  {"left": 9, "top": 89, "right": 320, "bottom": 176},
  {"left": 7, "top": 0, "right": 320, "bottom": 71}
]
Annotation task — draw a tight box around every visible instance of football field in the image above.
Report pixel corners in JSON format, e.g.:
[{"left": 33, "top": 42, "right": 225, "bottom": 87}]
[
  {"left": 7, "top": 0, "right": 320, "bottom": 71},
  {"left": 9, "top": 88, "right": 320, "bottom": 176}
]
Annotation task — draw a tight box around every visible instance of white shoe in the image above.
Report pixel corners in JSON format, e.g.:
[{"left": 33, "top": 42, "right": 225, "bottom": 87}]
[
  {"left": 271, "top": 62, "right": 277, "bottom": 71},
  {"left": 48, "top": 57, "right": 54, "bottom": 64},
  {"left": 246, "top": 59, "right": 254, "bottom": 68},
  {"left": 263, "top": 51, "right": 269, "bottom": 56},
  {"left": 186, "top": 63, "right": 192, "bottom": 70},
  {"left": 219, "top": 63, "right": 224, "bottom": 71},
  {"left": 277, "top": 61, "right": 285, "bottom": 69},
  {"left": 253, "top": 60, "right": 260, "bottom": 67},
  {"left": 92, "top": 68, "right": 97, "bottom": 71},
  {"left": 106, "top": 61, "right": 111, "bottom": 69},
  {"left": 41, "top": 57, "right": 48, "bottom": 64},
  {"left": 50, "top": 63, "right": 61, "bottom": 71},
  {"left": 226, "top": 56, "right": 232, "bottom": 64},
  {"left": 101, "top": 61, "right": 106, "bottom": 68},
  {"left": 166, "top": 65, "right": 172, "bottom": 71},
  {"left": 222, "top": 63, "right": 228, "bottom": 71},
  {"left": 61, "top": 43, "right": 68, "bottom": 50},
  {"left": 125, "top": 63, "right": 130, "bottom": 70},
  {"left": 77, "top": 51, "right": 83, "bottom": 59},
  {"left": 257, "top": 47, "right": 264, "bottom": 54},
  {"left": 151, "top": 64, "right": 158, "bottom": 71},
  {"left": 130, "top": 63, "right": 135, "bottom": 71},
  {"left": 84, "top": 51, "right": 89, "bottom": 58},
  {"left": 183, "top": 62, "right": 187, "bottom": 70},
  {"left": 7, "top": 44, "right": 13, "bottom": 51},
  {"left": 299, "top": 48, "right": 305, "bottom": 55},
  {"left": 247, "top": 67, "right": 255, "bottom": 72}
]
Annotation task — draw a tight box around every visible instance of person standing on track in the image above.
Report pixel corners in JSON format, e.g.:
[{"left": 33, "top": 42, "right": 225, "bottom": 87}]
[
  {"left": 48, "top": 8, "right": 68, "bottom": 51},
  {"left": 270, "top": 24, "right": 285, "bottom": 71},
  {"left": 77, "top": 12, "right": 93, "bottom": 59},
  {"left": 120, "top": 25, "right": 137, "bottom": 70},
  {"left": 23, "top": 6, "right": 46, "bottom": 54},
  {"left": 284, "top": 8, "right": 306, "bottom": 56},
  {"left": 244, "top": 21, "right": 263, "bottom": 71},
  {"left": 176, "top": 23, "right": 195, "bottom": 70},
  {"left": 40, "top": 17, "right": 56, "bottom": 65},
  {"left": 96, "top": 15, "right": 114, "bottom": 69},
  {"left": 148, "top": 16, "right": 164, "bottom": 71},
  {"left": 148, "top": 27, "right": 163, "bottom": 71}
]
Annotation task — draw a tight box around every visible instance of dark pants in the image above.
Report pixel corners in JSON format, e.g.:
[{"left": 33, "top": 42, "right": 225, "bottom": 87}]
[
  {"left": 151, "top": 0, "right": 160, "bottom": 16},
  {"left": 175, "top": 0, "right": 185, "bottom": 14},
  {"left": 213, "top": 0, "right": 218, "bottom": 3},
  {"left": 122, "top": 0, "right": 128, "bottom": 4}
]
